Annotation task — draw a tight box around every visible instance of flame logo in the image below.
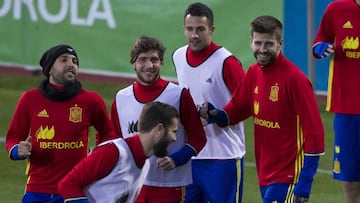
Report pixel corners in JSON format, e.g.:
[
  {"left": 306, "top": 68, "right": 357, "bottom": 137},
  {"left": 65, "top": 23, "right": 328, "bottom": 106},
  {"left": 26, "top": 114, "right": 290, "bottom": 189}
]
[
  {"left": 342, "top": 36, "right": 359, "bottom": 50},
  {"left": 36, "top": 125, "right": 55, "bottom": 140}
]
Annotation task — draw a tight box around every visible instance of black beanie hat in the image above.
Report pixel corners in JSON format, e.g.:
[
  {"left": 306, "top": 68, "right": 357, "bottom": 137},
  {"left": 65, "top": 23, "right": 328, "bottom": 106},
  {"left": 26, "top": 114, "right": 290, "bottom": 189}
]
[{"left": 39, "top": 44, "right": 79, "bottom": 77}]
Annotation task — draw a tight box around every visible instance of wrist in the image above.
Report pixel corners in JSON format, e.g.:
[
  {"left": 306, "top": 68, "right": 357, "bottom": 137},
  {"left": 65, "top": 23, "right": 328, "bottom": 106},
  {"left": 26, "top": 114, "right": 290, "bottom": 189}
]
[
  {"left": 169, "top": 145, "right": 196, "bottom": 166},
  {"left": 313, "top": 42, "right": 330, "bottom": 58},
  {"left": 10, "top": 145, "right": 28, "bottom": 160},
  {"left": 215, "top": 109, "right": 229, "bottom": 127}
]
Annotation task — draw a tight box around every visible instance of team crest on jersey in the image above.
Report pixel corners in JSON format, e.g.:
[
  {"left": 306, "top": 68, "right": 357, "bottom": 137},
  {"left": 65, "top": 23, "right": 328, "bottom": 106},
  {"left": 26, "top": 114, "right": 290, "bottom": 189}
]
[
  {"left": 269, "top": 84, "right": 279, "bottom": 102},
  {"left": 69, "top": 105, "right": 82, "bottom": 123},
  {"left": 254, "top": 101, "right": 259, "bottom": 115},
  {"left": 128, "top": 120, "right": 138, "bottom": 134}
]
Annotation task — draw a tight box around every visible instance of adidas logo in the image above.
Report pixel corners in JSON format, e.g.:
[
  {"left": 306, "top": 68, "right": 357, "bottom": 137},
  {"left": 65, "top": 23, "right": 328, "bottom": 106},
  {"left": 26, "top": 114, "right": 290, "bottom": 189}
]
[
  {"left": 343, "top": 21, "right": 353, "bottom": 29},
  {"left": 205, "top": 78, "right": 212, "bottom": 84},
  {"left": 38, "top": 109, "right": 49, "bottom": 118}
]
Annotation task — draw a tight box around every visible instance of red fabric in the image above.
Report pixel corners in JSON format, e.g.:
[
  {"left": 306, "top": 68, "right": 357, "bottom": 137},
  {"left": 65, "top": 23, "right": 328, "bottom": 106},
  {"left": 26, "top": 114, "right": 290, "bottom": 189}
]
[
  {"left": 58, "top": 135, "right": 147, "bottom": 199},
  {"left": 6, "top": 88, "right": 117, "bottom": 194},
  {"left": 135, "top": 185, "right": 184, "bottom": 203},
  {"left": 313, "top": 0, "right": 360, "bottom": 114},
  {"left": 224, "top": 52, "right": 325, "bottom": 185}
]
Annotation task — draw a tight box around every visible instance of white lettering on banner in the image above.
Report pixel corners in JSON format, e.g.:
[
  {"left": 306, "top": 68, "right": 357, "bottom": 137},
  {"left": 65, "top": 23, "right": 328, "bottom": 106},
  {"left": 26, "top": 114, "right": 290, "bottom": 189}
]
[
  {"left": 38, "top": 0, "right": 67, "bottom": 23},
  {"left": 87, "top": 0, "right": 115, "bottom": 28},
  {"left": 0, "top": 0, "right": 116, "bottom": 29},
  {"left": 14, "top": 0, "right": 38, "bottom": 21},
  {"left": 0, "top": 0, "right": 11, "bottom": 17}
]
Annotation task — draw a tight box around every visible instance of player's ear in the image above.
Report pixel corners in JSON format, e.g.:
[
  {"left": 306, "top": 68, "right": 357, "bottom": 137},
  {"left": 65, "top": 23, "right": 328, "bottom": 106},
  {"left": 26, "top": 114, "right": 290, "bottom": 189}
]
[
  {"left": 210, "top": 25, "right": 215, "bottom": 34},
  {"left": 278, "top": 39, "right": 283, "bottom": 48},
  {"left": 155, "top": 123, "right": 165, "bottom": 137}
]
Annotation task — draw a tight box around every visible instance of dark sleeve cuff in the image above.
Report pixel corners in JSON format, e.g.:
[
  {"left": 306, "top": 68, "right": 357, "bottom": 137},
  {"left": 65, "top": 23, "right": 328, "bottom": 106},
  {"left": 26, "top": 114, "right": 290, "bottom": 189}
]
[
  {"left": 10, "top": 145, "right": 27, "bottom": 160},
  {"left": 169, "top": 144, "right": 196, "bottom": 167},
  {"left": 294, "top": 155, "right": 320, "bottom": 198}
]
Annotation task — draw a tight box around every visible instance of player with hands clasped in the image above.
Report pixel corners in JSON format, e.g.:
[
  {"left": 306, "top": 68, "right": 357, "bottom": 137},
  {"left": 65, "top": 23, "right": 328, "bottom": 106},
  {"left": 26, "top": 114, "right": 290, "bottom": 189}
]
[
  {"left": 58, "top": 101, "right": 179, "bottom": 203},
  {"left": 111, "top": 36, "right": 206, "bottom": 203},
  {"left": 5, "top": 44, "right": 117, "bottom": 203},
  {"left": 202, "top": 15, "right": 325, "bottom": 203},
  {"left": 312, "top": 0, "right": 360, "bottom": 202}
]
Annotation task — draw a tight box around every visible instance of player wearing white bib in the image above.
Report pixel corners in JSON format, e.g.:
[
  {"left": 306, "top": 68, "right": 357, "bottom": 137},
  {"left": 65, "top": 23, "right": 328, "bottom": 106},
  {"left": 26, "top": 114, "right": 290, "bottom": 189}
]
[
  {"left": 58, "top": 101, "right": 179, "bottom": 203},
  {"left": 111, "top": 36, "right": 206, "bottom": 203},
  {"left": 172, "top": 3, "right": 246, "bottom": 202}
]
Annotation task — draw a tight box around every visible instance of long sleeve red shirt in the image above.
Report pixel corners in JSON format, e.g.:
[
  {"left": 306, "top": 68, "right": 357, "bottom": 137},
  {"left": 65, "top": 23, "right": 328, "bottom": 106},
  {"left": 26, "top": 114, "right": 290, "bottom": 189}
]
[
  {"left": 313, "top": 0, "right": 360, "bottom": 114},
  {"left": 58, "top": 135, "right": 146, "bottom": 200},
  {"left": 224, "top": 52, "right": 325, "bottom": 185},
  {"left": 6, "top": 87, "right": 117, "bottom": 193}
]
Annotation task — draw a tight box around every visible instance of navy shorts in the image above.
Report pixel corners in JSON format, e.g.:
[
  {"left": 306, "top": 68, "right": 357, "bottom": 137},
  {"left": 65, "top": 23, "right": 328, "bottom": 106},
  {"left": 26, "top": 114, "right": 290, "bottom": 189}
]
[
  {"left": 184, "top": 158, "right": 244, "bottom": 203},
  {"left": 22, "top": 192, "right": 63, "bottom": 203},
  {"left": 333, "top": 114, "right": 360, "bottom": 181},
  {"left": 260, "top": 183, "right": 294, "bottom": 203}
]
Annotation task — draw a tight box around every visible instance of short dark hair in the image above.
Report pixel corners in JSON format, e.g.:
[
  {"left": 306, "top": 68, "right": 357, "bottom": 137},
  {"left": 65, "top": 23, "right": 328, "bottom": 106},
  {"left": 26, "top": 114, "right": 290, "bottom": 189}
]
[
  {"left": 130, "top": 35, "right": 166, "bottom": 64},
  {"left": 184, "top": 2, "right": 214, "bottom": 26},
  {"left": 138, "top": 101, "right": 178, "bottom": 133},
  {"left": 250, "top": 15, "right": 283, "bottom": 41}
]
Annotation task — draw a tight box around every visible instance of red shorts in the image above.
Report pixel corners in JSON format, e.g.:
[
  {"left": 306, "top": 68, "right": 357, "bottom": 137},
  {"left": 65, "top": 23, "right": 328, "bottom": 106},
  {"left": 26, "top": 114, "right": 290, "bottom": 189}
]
[{"left": 135, "top": 185, "right": 185, "bottom": 203}]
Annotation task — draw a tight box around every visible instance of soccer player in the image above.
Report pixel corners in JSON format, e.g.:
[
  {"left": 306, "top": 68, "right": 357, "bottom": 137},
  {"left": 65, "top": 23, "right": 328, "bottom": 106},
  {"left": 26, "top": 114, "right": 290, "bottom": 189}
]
[
  {"left": 172, "top": 2, "right": 246, "bottom": 202},
  {"left": 58, "top": 101, "right": 179, "bottom": 203},
  {"left": 203, "top": 15, "right": 325, "bottom": 203},
  {"left": 5, "top": 44, "right": 117, "bottom": 203},
  {"left": 312, "top": 0, "right": 360, "bottom": 202},
  {"left": 111, "top": 35, "right": 206, "bottom": 203}
]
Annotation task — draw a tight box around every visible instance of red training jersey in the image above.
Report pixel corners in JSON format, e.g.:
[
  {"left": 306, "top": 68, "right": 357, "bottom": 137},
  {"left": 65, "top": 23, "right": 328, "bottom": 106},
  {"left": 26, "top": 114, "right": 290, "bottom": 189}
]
[
  {"left": 313, "top": 0, "right": 360, "bottom": 114},
  {"left": 58, "top": 135, "right": 147, "bottom": 201},
  {"left": 224, "top": 52, "right": 325, "bottom": 186},
  {"left": 6, "top": 88, "right": 116, "bottom": 193}
]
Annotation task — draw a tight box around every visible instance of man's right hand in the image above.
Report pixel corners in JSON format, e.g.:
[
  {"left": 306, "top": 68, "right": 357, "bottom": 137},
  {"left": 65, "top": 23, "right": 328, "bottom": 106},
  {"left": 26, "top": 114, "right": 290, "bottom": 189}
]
[
  {"left": 18, "top": 136, "right": 32, "bottom": 158},
  {"left": 313, "top": 42, "right": 334, "bottom": 58},
  {"left": 199, "top": 102, "right": 228, "bottom": 127}
]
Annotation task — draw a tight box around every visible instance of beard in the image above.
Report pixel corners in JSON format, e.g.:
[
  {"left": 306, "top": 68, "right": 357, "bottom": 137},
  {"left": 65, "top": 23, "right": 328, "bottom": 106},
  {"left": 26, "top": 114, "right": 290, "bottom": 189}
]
[
  {"left": 153, "top": 131, "right": 172, "bottom": 157},
  {"left": 254, "top": 51, "right": 276, "bottom": 67},
  {"left": 136, "top": 70, "right": 160, "bottom": 85},
  {"left": 52, "top": 71, "right": 76, "bottom": 86}
]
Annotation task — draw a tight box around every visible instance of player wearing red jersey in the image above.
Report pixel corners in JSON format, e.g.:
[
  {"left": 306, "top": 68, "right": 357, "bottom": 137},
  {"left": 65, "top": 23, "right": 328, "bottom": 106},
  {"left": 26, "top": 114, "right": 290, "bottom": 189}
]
[
  {"left": 5, "top": 44, "right": 117, "bottom": 203},
  {"left": 58, "top": 101, "right": 179, "bottom": 203},
  {"left": 312, "top": 0, "right": 360, "bottom": 202},
  {"left": 111, "top": 36, "right": 206, "bottom": 203},
  {"left": 204, "top": 15, "right": 325, "bottom": 203}
]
